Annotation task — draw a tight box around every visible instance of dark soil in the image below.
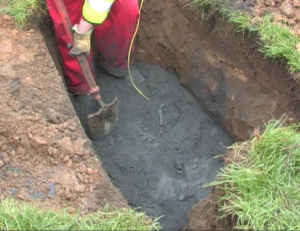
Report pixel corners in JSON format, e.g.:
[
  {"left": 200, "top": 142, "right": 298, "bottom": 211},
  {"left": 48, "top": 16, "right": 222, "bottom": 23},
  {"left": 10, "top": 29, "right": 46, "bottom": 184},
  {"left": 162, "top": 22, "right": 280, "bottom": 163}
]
[{"left": 72, "top": 63, "right": 233, "bottom": 230}]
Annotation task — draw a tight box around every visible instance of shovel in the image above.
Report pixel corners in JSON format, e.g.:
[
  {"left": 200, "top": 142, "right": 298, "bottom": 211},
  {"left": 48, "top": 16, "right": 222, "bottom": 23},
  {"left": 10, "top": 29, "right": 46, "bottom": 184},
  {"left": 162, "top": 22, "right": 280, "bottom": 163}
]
[{"left": 54, "top": 0, "right": 118, "bottom": 141}]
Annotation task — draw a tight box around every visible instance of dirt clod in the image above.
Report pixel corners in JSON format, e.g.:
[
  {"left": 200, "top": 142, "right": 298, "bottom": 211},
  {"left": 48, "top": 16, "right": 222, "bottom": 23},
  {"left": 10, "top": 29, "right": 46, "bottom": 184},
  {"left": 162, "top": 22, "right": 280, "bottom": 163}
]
[
  {"left": 68, "top": 208, "right": 76, "bottom": 213},
  {"left": 17, "top": 194, "right": 26, "bottom": 201},
  {"left": 86, "top": 168, "right": 93, "bottom": 175},
  {"left": 294, "top": 0, "right": 300, "bottom": 7},
  {"left": 264, "top": 0, "right": 275, "bottom": 6},
  {"left": 74, "top": 184, "right": 86, "bottom": 193},
  {"left": 2, "top": 15, "right": 12, "bottom": 21},
  {"left": 32, "top": 136, "right": 47, "bottom": 146},
  {"left": 52, "top": 148, "right": 59, "bottom": 158},
  {"left": 17, "top": 147, "right": 25, "bottom": 156},
  {"left": 76, "top": 173, "right": 85, "bottom": 182},
  {"left": 63, "top": 155, "right": 70, "bottom": 163},
  {"left": 48, "top": 108, "right": 60, "bottom": 124},
  {"left": 280, "top": 0, "right": 296, "bottom": 18},
  {"left": 48, "top": 146, "right": 53, "bottom": 156},
  {"left": 0, "top": 160, "right": 4, "bottom": 168},
  {"left": 66, "top": 159, "right": 73, "bottom": 168},
  {"left": 84, "top": 149, "right": 90, "bottom": 157},
  {"left": 73, "top": 139, "right": 85, "bottom": 156},
  {"left": 65, "top": 189, "right": 72, "bottom": 200},
  {"left": 59, "top": 137, "right": 74, "bottom": 157},
  {"left": 79, "top": 163, "right": 86, "bottom": 173}
]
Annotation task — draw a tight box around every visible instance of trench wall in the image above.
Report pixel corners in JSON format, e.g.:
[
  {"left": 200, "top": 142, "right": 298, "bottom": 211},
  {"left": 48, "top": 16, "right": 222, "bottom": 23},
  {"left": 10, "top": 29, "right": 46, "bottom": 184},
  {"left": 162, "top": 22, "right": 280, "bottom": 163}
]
[{"left": 136, "top": 0, "right": 298, "bottom": 141}]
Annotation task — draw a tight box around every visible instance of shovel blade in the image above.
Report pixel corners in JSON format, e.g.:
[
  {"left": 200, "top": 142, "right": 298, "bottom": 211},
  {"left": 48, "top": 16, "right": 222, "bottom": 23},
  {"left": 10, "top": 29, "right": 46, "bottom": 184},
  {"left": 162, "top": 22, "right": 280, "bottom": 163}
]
[{"left": 88, "top": 97, "right": 118, "bottom": 141}]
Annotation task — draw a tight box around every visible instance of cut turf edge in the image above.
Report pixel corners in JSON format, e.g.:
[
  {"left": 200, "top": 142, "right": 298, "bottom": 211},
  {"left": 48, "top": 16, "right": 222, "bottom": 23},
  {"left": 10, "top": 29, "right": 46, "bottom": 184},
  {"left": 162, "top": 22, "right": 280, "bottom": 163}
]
[
  {"left": 204, "top": 116, "right": 300, "bottom": 230},
  {"left": 192, "top": 0, "right": 300, "bottom": 78}
]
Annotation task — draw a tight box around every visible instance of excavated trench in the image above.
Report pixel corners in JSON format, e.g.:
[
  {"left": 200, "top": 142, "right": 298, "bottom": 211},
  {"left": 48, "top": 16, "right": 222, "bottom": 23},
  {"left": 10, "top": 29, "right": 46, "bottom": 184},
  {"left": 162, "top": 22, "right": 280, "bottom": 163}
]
[
  {"left": 40, "top": 0, "right": 300, "bottom": 230},
  {"left": 42, "top": 27, "right": 232, "bottom": 229},
  {"left": 92, "top": 64, "right": 232, "bottom": 229}
]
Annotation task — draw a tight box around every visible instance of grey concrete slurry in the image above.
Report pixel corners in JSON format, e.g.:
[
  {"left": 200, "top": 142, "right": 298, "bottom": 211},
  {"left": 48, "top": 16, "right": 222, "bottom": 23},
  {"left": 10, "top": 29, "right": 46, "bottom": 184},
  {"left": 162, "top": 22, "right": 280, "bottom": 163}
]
[{"left": 73, "top": 63, "right": 232, "bottom": 230}]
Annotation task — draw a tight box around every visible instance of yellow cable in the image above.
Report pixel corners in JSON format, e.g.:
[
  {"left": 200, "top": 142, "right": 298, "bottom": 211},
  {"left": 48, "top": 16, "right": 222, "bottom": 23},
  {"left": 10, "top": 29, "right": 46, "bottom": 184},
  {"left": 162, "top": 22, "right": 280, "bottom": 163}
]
[{"left": 127, "top": 0, "right": 149, "bottom": 100}]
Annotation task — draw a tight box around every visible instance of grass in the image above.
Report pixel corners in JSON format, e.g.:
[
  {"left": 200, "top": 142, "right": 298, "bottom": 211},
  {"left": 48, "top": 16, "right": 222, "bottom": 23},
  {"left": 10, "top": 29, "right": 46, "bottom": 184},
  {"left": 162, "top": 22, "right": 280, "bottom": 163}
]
[
  {"left": 0, "top": 198, "right": 160, "bottom": 230},
  {"left": 206, "top": 117, "right": 300, "bottom": 230},
  {"left": 0, "top": 0, "right": 43, "bottom": 27},
  {"left": 191, "top": 0, "right": 219, "bottom": 18},
  {"left": 227, "top": 11, "right": 252, "bottom": 39},
  {"left": 257, "top": 15, "right": 300, "bottom": 73},
  {"left": 192, "top": 0, "right": 300, "bottom": 77}
]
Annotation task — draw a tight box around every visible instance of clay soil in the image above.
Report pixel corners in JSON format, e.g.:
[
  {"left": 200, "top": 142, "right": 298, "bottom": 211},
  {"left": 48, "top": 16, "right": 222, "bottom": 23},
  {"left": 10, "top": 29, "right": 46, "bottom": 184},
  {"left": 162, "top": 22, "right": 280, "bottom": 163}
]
[{"left": 0, "top": 14, "right": 127, "bottom": 213}]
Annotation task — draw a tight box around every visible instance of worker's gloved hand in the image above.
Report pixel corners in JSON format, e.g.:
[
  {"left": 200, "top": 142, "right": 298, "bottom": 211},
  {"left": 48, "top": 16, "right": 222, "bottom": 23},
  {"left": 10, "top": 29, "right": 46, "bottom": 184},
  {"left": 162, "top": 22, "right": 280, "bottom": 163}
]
[{"left": 69, "top": 24, "right": 93, "bottom": 57}]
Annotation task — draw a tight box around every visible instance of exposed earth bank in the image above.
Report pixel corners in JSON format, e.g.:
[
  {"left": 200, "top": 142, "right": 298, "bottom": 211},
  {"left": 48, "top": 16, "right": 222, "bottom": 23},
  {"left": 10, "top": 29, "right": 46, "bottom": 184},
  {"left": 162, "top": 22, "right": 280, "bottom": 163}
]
[
  {"left": 136, "top": 0, "right": 300, "bottom": 141},
  {"left": 0, "top": 14, "right": 127, "bottom": 213}
]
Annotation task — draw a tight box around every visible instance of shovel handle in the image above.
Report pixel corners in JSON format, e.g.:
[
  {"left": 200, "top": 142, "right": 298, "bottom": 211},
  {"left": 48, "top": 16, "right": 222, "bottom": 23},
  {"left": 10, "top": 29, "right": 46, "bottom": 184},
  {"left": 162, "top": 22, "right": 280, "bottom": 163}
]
[{"left": 54, "top": 0, "right": 101, "bottom": 101}]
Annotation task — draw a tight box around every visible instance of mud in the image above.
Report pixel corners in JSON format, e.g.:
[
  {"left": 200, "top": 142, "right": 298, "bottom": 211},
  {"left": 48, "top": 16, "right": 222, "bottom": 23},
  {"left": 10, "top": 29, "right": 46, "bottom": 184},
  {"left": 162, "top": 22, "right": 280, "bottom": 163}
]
[{"left": 71, "top": 63, "right": 233, "bottom": 229}]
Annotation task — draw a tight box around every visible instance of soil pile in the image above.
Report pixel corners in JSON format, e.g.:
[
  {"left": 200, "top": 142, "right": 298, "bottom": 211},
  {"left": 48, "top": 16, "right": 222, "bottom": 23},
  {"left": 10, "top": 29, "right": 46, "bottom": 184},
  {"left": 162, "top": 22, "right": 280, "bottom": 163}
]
[{"left": 0, "top": 14, "right": 126, "bottom": 212}]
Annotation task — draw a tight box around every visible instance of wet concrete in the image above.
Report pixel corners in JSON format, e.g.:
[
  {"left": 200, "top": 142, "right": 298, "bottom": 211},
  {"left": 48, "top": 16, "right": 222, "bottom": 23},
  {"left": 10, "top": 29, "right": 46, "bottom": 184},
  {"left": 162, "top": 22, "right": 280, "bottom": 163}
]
[{"left": 73, "top": 63, "right": 232, "bottom": 230}]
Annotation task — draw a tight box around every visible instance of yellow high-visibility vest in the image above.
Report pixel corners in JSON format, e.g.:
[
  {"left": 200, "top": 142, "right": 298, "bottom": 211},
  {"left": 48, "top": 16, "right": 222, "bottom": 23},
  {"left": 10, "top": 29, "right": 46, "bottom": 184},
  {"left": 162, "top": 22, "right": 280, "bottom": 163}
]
[{"left": 82, "top": 0, "right": 115, "bottom": 24}]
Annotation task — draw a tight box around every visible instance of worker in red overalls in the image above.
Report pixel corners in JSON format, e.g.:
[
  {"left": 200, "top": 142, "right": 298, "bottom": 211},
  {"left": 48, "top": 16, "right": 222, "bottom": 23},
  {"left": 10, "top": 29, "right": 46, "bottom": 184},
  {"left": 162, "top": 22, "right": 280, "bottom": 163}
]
[
  {"left": 46, "top": 0, "right": 139, "bottom": 94},
  {"left": 46, "top": 0, "right": 139, "bottom": 134}
]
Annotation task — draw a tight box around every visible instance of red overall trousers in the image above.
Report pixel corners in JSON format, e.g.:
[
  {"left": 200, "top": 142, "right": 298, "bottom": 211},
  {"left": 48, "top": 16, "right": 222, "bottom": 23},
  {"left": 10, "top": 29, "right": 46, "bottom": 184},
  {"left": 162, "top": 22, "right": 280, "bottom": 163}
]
[{"left": 46, "top": 0, "right": 139, "bottom": 95}]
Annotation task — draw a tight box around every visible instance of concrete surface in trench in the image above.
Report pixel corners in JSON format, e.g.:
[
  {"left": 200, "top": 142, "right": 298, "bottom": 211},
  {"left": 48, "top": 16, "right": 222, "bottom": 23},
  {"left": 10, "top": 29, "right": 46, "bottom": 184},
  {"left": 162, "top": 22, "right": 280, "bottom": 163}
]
[{"left": 71, "top": 63, "right": 233, "bottom": 230}]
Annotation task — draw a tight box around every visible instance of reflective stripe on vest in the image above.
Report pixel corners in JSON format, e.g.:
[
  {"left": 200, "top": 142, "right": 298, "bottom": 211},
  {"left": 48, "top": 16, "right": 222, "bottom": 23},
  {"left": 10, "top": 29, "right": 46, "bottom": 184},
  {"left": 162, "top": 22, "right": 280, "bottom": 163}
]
[{"left": 82, "top": 0, "right": 115, "bottom": 24}]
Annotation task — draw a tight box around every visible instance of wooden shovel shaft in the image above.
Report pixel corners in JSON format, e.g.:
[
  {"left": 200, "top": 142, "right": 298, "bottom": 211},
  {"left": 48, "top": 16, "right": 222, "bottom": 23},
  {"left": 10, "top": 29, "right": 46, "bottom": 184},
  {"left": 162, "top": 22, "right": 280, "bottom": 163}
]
[{"left": 54, "top": 0, "right": 101, "bottom": 101}]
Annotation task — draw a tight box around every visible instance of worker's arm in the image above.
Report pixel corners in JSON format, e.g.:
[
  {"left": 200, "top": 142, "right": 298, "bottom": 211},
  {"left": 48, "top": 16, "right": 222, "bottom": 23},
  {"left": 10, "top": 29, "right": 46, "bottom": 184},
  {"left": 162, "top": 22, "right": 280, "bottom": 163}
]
[
  {"left": 77, "top": 18, "right": 93, "bottom": 34},
  {"left": 70, "top": 0, "right": 115, "bottom": 57}
]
